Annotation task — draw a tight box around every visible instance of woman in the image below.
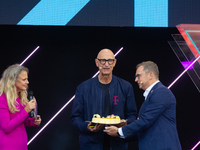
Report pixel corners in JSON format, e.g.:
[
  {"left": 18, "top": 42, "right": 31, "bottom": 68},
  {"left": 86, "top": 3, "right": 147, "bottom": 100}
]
[{"left": 0, "top": 64, "right": 41, "bottom": 150}]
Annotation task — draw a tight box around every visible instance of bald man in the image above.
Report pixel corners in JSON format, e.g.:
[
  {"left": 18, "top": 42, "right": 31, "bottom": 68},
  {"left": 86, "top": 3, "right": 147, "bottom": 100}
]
[{"left": 71, "top": 49, "right": 137, "bottom": 150}]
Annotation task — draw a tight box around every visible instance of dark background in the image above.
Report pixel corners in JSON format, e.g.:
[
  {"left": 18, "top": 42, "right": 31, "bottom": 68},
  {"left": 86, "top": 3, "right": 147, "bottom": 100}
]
[{"left": 0, "top": 25, "right": 199, "bottom": 150}]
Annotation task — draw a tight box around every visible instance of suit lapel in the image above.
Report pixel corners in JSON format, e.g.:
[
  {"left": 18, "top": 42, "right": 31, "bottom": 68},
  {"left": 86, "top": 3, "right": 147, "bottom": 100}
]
[{"left": 138, "top": 82, "right": 162, "bottom": 117}]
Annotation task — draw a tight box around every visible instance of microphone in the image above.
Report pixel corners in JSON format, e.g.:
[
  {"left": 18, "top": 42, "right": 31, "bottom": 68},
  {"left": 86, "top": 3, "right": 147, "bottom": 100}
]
[{"left": 28, "top": 91, "right": 34, "bottom": 118}]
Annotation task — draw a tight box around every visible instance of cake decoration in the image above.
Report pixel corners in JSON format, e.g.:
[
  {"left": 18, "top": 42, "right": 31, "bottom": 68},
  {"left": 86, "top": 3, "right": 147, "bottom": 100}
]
[{"left": 91, "top": 114, "right": 120, "bottom": 124}]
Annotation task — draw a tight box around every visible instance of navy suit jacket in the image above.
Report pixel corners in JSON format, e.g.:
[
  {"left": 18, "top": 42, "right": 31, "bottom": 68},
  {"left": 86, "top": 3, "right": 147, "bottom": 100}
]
[{"left": 122, "top": 82, "right": 182, "bottom": 150}]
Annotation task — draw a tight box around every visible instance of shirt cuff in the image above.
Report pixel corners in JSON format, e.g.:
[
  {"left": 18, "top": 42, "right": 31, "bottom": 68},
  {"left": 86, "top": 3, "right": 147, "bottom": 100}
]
[{"left": 118, "top": 127, "right": 125, "bottom": 139}]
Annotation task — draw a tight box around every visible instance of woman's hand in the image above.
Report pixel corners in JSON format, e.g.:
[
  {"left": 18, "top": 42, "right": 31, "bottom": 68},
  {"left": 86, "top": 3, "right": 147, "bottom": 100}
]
[
  {"left": 34, "top": 115, "right": 41, "bottom": 126},
  {"left": 24, "top": 99, "right": 36, "bottom": 113}
]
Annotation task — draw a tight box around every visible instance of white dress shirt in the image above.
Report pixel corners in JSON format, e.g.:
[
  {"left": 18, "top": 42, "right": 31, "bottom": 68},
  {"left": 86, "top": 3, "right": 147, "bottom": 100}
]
[{"left": 143, "top": 80, "right": 160, "bottom": 100}]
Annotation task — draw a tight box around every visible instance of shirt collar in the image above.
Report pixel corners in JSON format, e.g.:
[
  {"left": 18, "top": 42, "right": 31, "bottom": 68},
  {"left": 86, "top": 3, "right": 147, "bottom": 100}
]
[{"left": 143, "top": 80, "right": 160, "bottom": 100}]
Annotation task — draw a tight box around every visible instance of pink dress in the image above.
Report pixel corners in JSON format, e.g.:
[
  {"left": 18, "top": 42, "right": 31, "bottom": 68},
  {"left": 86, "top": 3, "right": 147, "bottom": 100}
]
[{"left": 0, "top": 93, "right": 36, "bottom": 150}]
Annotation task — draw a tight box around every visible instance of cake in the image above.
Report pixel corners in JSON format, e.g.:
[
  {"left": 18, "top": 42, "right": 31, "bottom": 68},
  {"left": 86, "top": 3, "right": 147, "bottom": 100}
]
[{"left": 92, "top": 114, "right": 120, "bottom": 124}]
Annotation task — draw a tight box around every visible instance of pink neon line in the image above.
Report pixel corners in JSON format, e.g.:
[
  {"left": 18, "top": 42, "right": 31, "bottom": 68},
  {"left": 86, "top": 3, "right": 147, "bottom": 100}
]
[
  {"left": 27, "top": 95, "right": 75, "bottom": 145},
  {"left": 192, "top": 141, "right": 200, "bottom": 150},
  {"left": 92, "top": 71, "right": 100, "bottom": 78},
  {"left": 114, "top": 47, "right": 123, "bottom": 57},
  {"left": 27, "top": 47, "right": 124, "bottom": 145},
  {"left": 168, "top": 55, "right": 200, "bottom": 89},
  {"left": 20, "top": 46, "right": 40, "bottom": 66},
  {"left": 168, "top": 56, "right": 200, "bottom": 150}
]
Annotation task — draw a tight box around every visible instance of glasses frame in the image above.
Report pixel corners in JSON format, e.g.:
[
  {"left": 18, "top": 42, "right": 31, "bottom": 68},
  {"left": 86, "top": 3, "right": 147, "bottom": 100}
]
[
  {"left": 135, "top": 73, "right": 143, "bottom": 80},
  {"left": 97, "top": 58, "right": 115, "bottom": 65}
]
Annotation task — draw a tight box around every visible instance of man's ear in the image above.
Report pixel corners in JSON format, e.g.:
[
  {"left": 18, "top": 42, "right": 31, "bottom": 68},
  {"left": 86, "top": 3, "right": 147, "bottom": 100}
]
[
  {"left": 113, "top": 59, "right": 117, "bottom": 67},
  {"left": 95, "top": 59, "right": 99, "bottom": 67},
  {"left": 149, "top": 72, "right": 154, "bottom": 79}
]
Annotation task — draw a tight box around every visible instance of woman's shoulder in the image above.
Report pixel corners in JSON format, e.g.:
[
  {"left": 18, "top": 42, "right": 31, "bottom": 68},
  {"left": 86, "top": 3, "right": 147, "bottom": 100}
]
[
  {"left": 0, "top": 93, "right": 8, "bottom": 107},
  {"left": 0, "top": 93, "right": 7, "bottom": 102},
  {"left": 0, "top": 93, "right": 6, "bottom": 99}
]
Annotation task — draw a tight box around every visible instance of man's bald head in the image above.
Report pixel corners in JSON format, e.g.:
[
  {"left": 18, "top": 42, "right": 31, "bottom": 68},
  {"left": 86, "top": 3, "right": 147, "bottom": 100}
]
[
  {"left": 95, "top": 48, "right": 116, "bottom": 78},
  {"left": 97, "top": 49, "right": 115, "bottom": 59}
]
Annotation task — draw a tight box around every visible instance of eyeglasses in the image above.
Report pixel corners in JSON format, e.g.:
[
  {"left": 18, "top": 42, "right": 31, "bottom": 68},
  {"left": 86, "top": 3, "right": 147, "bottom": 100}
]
[
  {"left": 97, "top": 59, "right": 115, "bottom": 65},
  {"left": 135, "top": 74, "right": 143, "bottom": 79}
]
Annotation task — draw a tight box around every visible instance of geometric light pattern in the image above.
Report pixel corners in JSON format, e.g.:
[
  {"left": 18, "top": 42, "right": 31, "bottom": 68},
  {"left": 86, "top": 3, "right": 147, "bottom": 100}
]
[
  {"left": 168, "top": 55, "right": 200, "bottom": 89},
  {"left": 181, "top": 61, "right": 194, "bottom": 69},
  {"left": 169, "top": 24, "right": 200, "bottom": 150},
  {"left": 169, "top": 24, "right": 200, "bottom": 93},
  {"left": 176, "top": 25, "right": 200, "bottom": 61},
  {"left": 17, "top": 0, "right": 90, "bottom": 25}
]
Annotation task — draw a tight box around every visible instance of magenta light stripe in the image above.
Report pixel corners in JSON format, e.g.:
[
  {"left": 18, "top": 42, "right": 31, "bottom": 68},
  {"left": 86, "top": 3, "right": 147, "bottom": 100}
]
[
  {"left": 181, "top": 61, "right": 194, "bottom": 69},
  {"left": 114, "top": 47, "right": 123, "bottom": 57},
  {"left": 27, "top": 47, "right": 124, "bottom": 145},
  {"left": 192, "top": 141, "right": 200, "bottom": 150},
  {"left": 92, "top": 71, "right": 100, "bottom": 78},
  {"left": 168, "top": 55, "right": 200, "bottom": 89},
  {"left": 20, "top": 46, "right": 40, "bottom": 66}
]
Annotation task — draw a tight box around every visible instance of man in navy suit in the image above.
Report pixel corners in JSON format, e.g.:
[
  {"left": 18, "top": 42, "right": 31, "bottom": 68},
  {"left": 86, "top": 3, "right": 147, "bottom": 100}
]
[{"left": 104, "top": 61, "right": 182, "bottom": 150}]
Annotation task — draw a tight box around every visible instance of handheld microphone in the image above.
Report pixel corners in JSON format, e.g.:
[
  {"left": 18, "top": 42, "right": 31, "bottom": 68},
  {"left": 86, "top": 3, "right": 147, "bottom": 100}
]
[{"left": 28, "top": 91, "right": 34, "bottom": 118}]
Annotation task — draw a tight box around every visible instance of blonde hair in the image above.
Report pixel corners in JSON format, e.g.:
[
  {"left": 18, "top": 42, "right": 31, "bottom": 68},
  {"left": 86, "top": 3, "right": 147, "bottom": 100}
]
[{"left": 0, "top": 64, "right": 29, "bottom": 113}]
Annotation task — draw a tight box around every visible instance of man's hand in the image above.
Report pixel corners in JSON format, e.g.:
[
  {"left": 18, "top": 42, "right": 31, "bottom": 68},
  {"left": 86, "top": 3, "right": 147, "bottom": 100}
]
[
  {"left": 87, "top": 122, "right": 104, "bottom": 132},
  {"left": 114, "top": 119, "right": 127, "bottom": 128},
  {"left": 104, "top": 126, "right": 118, "bottom": 137}
]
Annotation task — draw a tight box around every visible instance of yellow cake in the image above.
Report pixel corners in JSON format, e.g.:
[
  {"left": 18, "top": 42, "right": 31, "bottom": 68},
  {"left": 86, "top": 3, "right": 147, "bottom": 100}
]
[
  {"left": 91, "top": 114, "right": 101, "bottom": 123},
  {"left": 92, "top": 114, "right": 120, "bottom": 124}
]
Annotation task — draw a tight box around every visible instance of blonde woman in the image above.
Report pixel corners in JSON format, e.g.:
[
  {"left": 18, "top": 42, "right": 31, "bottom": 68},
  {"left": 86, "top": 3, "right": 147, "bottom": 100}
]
[{"left": 0, "top": 64, "right": 41, "bottom": 150}]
